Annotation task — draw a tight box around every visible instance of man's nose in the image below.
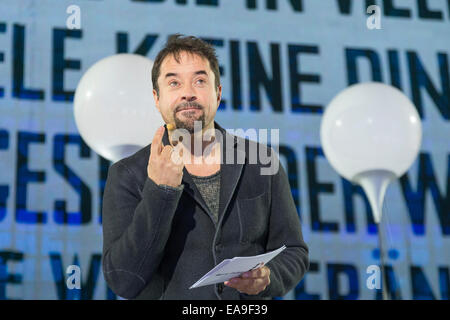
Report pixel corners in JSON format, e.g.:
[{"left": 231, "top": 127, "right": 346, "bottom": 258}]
[{"left": 181, "top": 83, "right": 196, "bottom": 101}]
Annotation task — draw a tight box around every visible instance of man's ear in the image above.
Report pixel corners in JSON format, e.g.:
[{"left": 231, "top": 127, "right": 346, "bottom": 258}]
[
  {"left": 153, "top": 89, "right": 160, "bottom": 112},
  {"left": 216, "top": 85, "right": 222, "bottom": 105}
]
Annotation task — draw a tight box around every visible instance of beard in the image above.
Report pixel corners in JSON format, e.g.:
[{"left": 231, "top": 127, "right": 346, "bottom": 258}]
[{"left": 173, "top": 101, "right": 206, "bottom": 134}]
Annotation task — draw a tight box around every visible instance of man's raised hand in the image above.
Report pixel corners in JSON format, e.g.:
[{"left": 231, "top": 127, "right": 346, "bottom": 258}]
[{"left": 147, "top": 126, "right": 184, "bottom": 188}]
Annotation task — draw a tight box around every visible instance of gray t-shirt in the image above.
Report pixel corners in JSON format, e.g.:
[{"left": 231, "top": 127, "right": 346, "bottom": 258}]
[{"left": 190, "top": 169, "right": 221, "bottom": 225}]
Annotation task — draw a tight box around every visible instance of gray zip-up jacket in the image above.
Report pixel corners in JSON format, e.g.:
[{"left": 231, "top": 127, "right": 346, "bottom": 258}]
[{"left": 101, "top": 121, "right": 309, "bottom": 300}]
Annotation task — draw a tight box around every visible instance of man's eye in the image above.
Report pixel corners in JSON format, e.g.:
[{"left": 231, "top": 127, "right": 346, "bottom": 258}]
[
  {"left": 169, "top": 81, "right": 179, "bottom": 87},
  {"left": 196, "top": 79, "right": 206, "bottom": 84}
]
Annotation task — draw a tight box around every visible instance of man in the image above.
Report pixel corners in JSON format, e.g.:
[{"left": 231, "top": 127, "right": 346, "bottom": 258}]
[{"left": 102, "top": 34, "right": 309, "bottom": 300}]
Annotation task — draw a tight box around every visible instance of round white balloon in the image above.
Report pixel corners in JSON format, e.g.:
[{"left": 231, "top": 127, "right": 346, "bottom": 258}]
[
  {"left": 74, "top": 54, "right": 163, "bottom": 162},
  {"left": 320, "top": 82, "right": 422, "bottom": 182}
]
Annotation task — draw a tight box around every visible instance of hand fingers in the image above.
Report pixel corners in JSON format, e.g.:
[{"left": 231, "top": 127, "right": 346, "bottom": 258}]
[
  {"left": 161, "top": 145, "right": 185, "bottom": 166},
  {"left": 224, "top": 277, "right": 269, "bottom": 294},
  {"left": 151, "top": 126, "right": 165, "bottom": 156},
  {"left": 242, "top": 266, "right": 270, "bottom": 279},
  {"left": 224, "top": 277, "right": 267, "bottom": 287},
  {"left": 224, "top": 266, "right": 270, "bottom": 294},
  {"left": 170, "top": 146, "right": 186, "bottom": 167},
  {"left": 160, "top": 145, "right": 173, "bottom": 160},
  {"left": 173, "top": 145, "right": 184, "bottom": 164}
]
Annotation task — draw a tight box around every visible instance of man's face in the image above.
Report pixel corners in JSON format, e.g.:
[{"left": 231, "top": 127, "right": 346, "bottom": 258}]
[{"left": 153, "top": 51, "right": 222, "bottom": 133}]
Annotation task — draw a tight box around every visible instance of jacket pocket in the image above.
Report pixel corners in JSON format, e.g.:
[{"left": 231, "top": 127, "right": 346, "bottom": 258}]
[{"left": 237, "top": 192, "right": 270, "bottom": 244}]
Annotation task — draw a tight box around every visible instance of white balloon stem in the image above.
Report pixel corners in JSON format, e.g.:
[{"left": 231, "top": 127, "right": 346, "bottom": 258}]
[
  {"left": 353, "top": 170, "right": 396, "bottom": 224},
  {"left": 354, "top": 170, "right": 396, "bottom": 300}
]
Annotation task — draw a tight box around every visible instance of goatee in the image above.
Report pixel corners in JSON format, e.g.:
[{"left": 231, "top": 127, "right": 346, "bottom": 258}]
[{"left": 173, "top": 102, "right": 206, "bottom": 134}]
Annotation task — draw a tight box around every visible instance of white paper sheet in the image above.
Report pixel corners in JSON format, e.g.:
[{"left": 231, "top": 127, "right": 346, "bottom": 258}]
[{"left": 189, "top": 245, "right": 286, "bottom": 289}]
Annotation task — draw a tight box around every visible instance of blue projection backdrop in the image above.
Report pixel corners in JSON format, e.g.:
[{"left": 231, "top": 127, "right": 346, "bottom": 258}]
[{"left": 0, "top": 0, "right": 449, "bottom": 299}]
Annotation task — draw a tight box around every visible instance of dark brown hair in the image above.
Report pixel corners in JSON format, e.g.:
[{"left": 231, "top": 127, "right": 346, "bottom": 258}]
[{"left": 151, "top": 34, "right": 221, "bottom": 97}]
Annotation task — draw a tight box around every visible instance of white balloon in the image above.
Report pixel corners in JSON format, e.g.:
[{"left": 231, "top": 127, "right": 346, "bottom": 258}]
[
  {"left": 321, "top": 82, "right": 422, "bottom": 181},
  {"left": 74, "top": 54, "right": 163, "bottom": 162},
  {"left": 320, "top": 82, "right": 422, "bottom": 223}
]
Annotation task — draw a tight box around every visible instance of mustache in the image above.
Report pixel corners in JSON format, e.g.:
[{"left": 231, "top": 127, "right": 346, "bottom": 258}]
[{"left": 175, "top": 102, "right": 204, "bottom": 112}]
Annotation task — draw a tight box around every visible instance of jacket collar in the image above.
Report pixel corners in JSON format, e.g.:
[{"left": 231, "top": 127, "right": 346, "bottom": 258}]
[{"left": 161, "top": 121, "right": 245, "bottom": 226}]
